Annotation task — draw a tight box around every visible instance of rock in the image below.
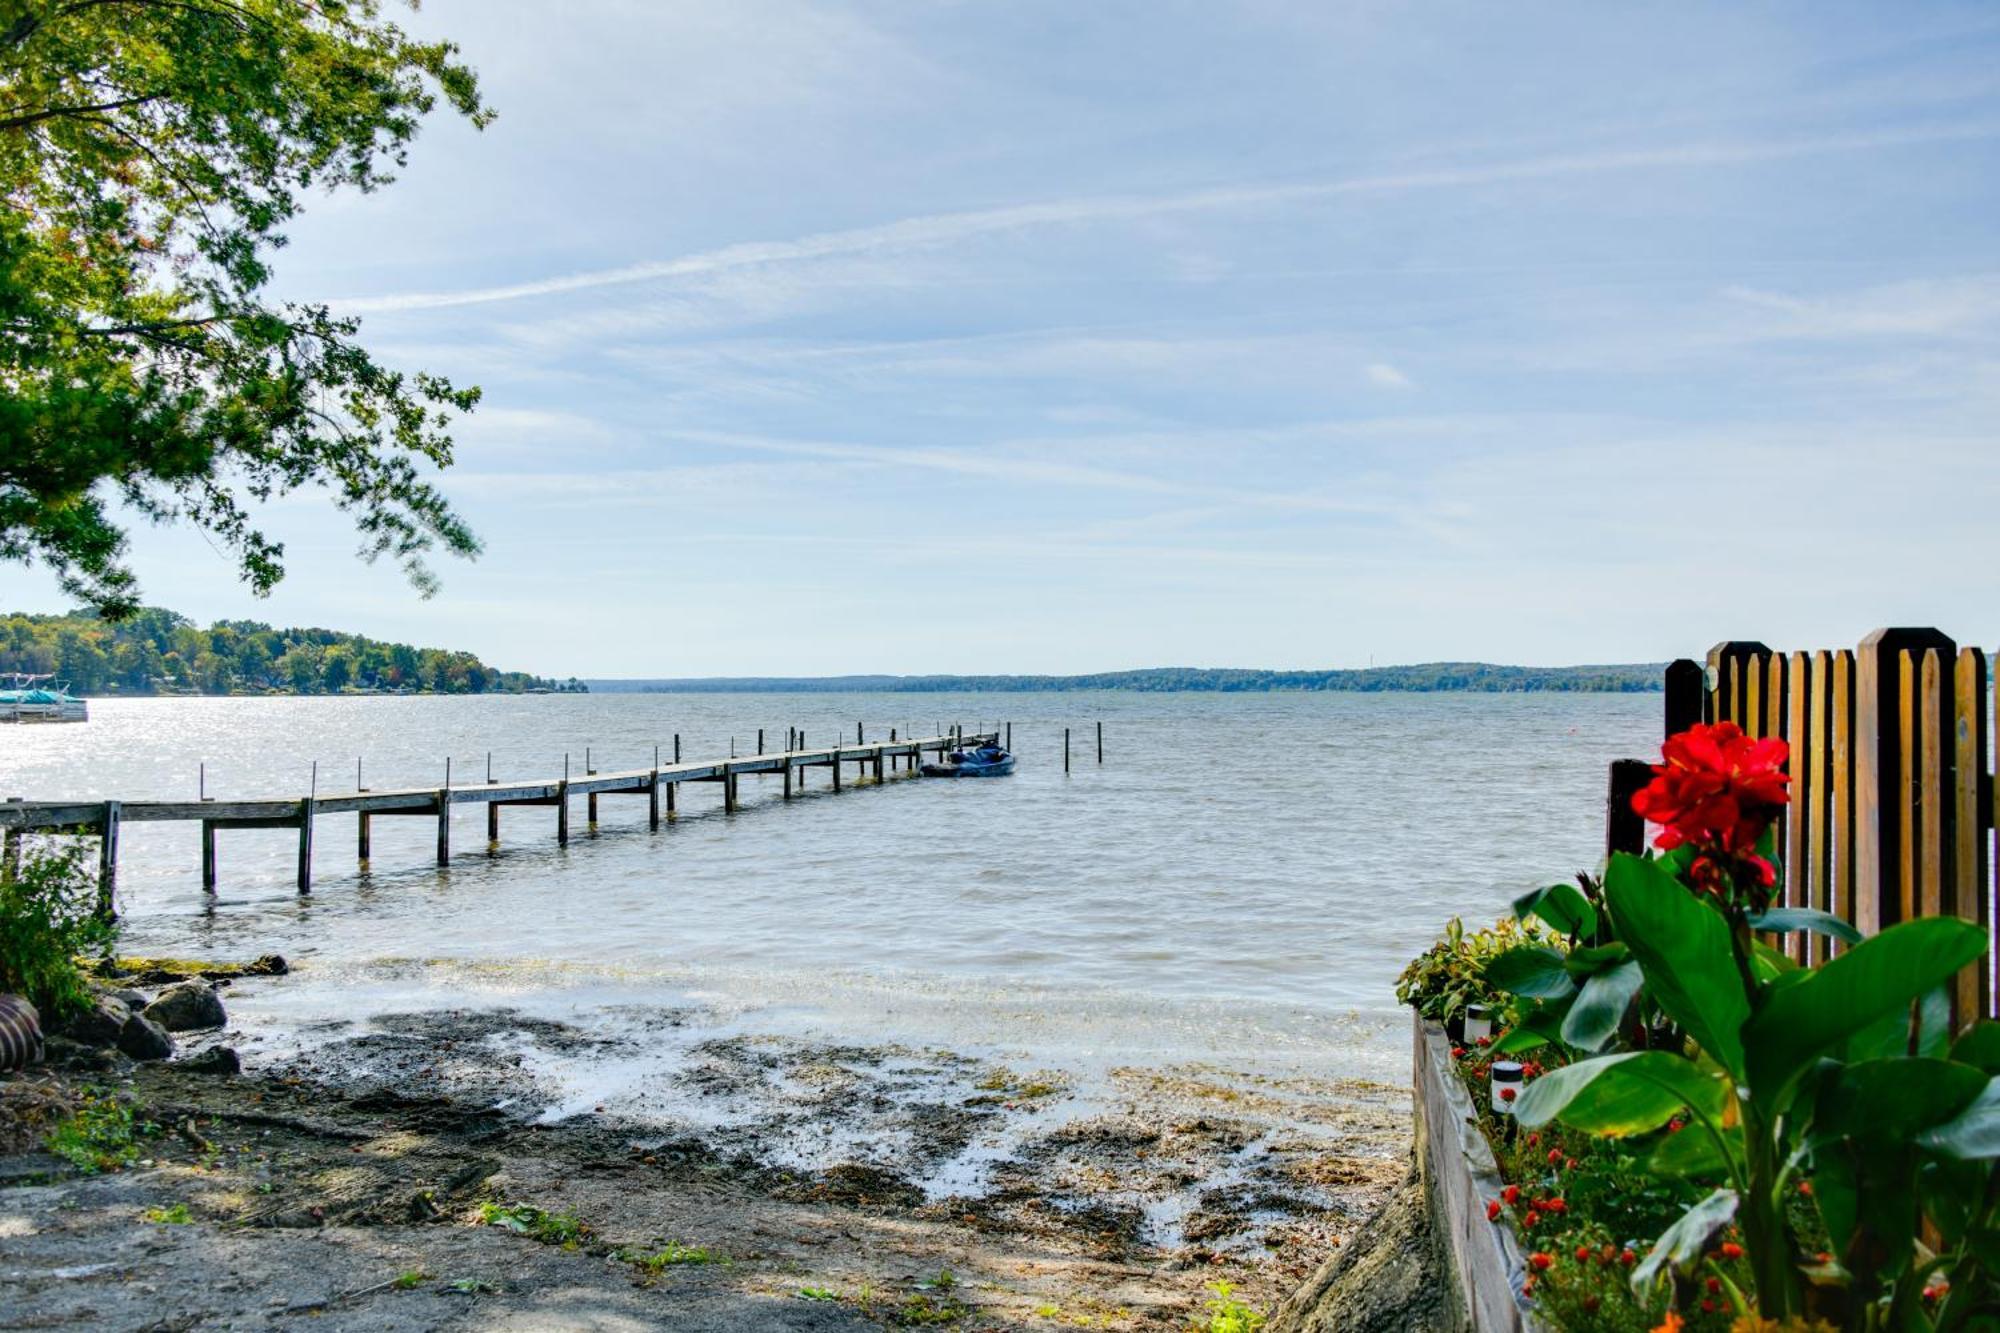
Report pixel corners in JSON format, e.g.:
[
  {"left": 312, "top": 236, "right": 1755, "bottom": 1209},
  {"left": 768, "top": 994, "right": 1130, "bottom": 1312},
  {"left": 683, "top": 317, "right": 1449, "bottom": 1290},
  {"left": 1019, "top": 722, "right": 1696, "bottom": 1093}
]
[
  {"left": 180, "top": 1045, "right": 240, "bottom": 1076},
  {"left": 111, "top": 989, "right": 148, "bottom": 1009},
  {"left": 1266, "top": 1163, "right": 1448, "bottom": 1333},
  {"left": 59, "top": 995, "right": 132, "bottom": 1047},
  {"left": 143, "top": 982, "right": 226, "bottom": 1033},
  {"left": 245, "top": 954, "right": 289, "bottom": 976},
  {"left": 117, "top": 1014, "right": 175, "bottom": 1062},
  {"left": 41, "top": 1034, "right": 128, "bottom": 1074}
]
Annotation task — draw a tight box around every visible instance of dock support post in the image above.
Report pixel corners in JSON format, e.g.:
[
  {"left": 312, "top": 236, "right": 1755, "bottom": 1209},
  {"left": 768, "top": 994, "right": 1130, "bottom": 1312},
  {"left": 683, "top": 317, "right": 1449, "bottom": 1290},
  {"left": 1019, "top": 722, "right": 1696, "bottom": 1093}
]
[
  {"left": 783, "top": 760, "right": 793, "bottom": 798},
  {"left": 298, "top": 798, "right": 316, "bottom": 893},
  {"left": 648, "top": 770, "right": 661, "bottom": 830},
  {"left": 1006, "top": 722, "right": 1011, "bottom": 751},
  {"left": 435, "top": 791, "right": 450, "bottom": 866},
  {"left": 832, "top": 746, "right": 842, "bottom": 791},
  {"left": 487, "top": 800, "right": 499, "bottom": 841},
  {"left": 758, "top": 728, "right": 765, "bottom": 755},
  {"left": 587, "top": 750, "right": 598, "bottom": 824},
  {"left": 673, "top": 734, "right": 681, "bottom": 764},
  {"left": 556, "top": 779, "right": 570, "bottom": 845},
  {"left": 359, "top": 811, "right": 372, "bottom": 861},
  {"left": 201, "top": 820, "right": 217, "bottom": 893},
  {"left": 1097, "top": 721, "right": 1103, "bottom": 764},
  {"left": 96, "top": 800, "right": 120, "bottom": 922},
  {"left": 665, "top": 780, "right": 676, "bottom": 816}
]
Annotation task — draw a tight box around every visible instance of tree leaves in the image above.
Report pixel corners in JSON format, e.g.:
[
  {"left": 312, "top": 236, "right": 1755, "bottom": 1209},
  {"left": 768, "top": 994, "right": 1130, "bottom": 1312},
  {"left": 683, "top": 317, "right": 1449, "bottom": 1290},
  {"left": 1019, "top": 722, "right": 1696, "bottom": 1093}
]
[{"left": 0, "top": 0, "right": 491, "bottom": 614}]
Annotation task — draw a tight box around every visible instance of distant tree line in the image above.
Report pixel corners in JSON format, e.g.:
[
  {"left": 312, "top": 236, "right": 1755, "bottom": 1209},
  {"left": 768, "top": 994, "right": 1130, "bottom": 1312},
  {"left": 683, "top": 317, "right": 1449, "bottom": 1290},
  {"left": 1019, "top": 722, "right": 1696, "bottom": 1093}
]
[
  {"left": 1, "top": 609, "right": 583, "bottom": 697},
  {"left": 589, "top": 663, "right": 1666, "bottom": 694}
]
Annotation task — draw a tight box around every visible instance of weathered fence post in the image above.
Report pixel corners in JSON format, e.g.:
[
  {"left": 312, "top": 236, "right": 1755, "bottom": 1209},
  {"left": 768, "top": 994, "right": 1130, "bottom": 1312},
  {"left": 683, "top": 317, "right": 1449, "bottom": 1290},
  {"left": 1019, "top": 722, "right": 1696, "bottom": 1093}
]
[
  {"left": 1663, "top": 660, "right": 1704, "bottom": 738},
  {"left": 1606, "top": 760, "right": 1652, "bottom": 857}
]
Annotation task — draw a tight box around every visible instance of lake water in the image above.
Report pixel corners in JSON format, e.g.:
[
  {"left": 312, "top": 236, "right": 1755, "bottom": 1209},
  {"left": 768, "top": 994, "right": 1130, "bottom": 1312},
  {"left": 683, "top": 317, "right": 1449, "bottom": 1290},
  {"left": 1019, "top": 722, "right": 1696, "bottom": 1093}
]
[{"left": 2, "top": 692, "right": 1658, "bottom": 1097}]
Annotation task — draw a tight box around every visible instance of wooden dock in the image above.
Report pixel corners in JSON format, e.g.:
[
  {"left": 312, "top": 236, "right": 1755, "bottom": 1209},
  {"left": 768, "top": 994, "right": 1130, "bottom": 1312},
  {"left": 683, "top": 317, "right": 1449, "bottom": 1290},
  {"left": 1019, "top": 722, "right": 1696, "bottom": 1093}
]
[{"left": 1, "top": 728, "right": 998, "bottom": 915}]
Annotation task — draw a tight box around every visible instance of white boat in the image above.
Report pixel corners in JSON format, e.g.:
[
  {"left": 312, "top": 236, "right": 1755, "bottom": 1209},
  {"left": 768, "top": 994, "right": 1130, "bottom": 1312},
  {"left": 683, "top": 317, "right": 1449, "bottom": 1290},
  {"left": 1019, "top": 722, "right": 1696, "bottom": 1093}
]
[{"left": 0, "top": 675, "right": 89, "bottom": 723}]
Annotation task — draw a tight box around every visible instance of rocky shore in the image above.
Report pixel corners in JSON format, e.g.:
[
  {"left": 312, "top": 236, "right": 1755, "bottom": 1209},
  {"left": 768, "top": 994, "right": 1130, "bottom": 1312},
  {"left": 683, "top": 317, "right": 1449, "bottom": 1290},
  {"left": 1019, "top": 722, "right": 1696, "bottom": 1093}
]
[{"left": 1, "top": 961, "right": 1424, "bottom": 1330}]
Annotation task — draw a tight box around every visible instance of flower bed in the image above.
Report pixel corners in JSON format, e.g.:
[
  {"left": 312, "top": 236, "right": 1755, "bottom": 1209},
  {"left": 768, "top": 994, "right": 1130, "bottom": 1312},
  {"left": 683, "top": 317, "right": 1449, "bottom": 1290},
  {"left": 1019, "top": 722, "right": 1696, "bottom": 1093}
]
[{"left": 1400, "top": 723, "right": 1999, "bottom": 1333}]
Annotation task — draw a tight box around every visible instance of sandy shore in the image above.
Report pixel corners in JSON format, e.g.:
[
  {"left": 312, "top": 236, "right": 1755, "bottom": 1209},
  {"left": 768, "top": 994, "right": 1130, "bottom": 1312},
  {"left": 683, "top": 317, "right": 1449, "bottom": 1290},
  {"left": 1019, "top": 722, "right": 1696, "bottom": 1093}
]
[{"left": 1, "top": 984, "right": 1408, "bottom": 1330}]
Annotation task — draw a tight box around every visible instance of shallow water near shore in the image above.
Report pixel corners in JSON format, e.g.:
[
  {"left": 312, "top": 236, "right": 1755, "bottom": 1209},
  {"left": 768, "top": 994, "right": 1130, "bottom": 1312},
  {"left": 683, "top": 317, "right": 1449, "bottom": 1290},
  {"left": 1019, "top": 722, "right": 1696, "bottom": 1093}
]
[{"left": 3, "top": 690, "right": 1655, "bottom": 1250}]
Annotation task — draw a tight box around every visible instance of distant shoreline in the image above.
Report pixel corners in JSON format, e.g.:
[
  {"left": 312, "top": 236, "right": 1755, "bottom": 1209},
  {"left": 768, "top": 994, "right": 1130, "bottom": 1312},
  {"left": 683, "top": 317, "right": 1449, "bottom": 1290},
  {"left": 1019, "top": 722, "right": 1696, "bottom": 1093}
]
[{"left": 585, "top": 663, "right": 1666, "bottom": 694}]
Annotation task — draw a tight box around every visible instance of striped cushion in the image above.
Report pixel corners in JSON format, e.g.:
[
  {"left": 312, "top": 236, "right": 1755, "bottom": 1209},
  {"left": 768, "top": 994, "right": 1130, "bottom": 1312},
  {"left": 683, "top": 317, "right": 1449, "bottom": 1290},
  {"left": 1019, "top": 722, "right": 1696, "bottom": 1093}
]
[{"left": 0, "top": 994, "right": 43, "bottom": 1071}]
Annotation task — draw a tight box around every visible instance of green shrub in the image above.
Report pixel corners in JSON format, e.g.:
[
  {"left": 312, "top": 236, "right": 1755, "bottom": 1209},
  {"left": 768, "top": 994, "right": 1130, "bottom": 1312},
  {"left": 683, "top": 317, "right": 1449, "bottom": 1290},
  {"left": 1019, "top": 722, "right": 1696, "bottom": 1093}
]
[
  {"left": 1394, "top": 914, "right": 1549, "bottom": 1023},
  {"left": 45, "top": 1089, "right": 157, "bottom": 1173},
  {"left": 0, "top": 842, "right": 116, "bottom": 1019}
]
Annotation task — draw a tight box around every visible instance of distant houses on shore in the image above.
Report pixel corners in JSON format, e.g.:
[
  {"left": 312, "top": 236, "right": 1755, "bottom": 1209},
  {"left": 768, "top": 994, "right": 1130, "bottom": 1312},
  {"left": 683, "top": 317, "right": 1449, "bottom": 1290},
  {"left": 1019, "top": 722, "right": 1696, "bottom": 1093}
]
[{"left": 588, "top": 663, "right": 1666, "bottom": 694}]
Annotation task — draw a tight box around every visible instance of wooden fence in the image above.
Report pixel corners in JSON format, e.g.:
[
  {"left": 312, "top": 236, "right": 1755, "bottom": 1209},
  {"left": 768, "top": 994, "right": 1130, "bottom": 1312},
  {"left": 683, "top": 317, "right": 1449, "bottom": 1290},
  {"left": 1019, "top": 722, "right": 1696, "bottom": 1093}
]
[{"left": 1613, "top": 629, "right": 1994, "bottom": 1025}]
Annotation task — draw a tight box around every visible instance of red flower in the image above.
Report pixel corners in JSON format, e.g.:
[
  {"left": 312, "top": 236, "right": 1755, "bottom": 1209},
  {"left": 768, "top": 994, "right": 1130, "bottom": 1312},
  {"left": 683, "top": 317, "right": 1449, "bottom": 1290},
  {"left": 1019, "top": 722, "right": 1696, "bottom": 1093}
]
[
  {"left": 1528, "top": 1252, "right": 1554, "bottom": 1272},
  {"left": 1705, "top": 1277, "right": 1721, "bottom": 1294},
  {"left": 1500, "top": 1087, "right": 1517, "bottom": 1103},
  {"left": 1547, "top": 1148, "right": 1564, "bottom": 1166},
  {"left": 1475, "top": 1036, "right": 1492, "bottom": 1048},
  {"left": 1502, "top": 1185, "right": 1521, "bottom": 1205},
  {"left": 1632, "top": 722, "right": 1790, "bottom": 856},
  {"left": 1487, "top": 1199, "right": 1502, "bottom": 1222},
  {"left": 1452, "top": 1046, "right": 1467, "bottom": 1059},
  {"left": 1540, "top": 1198, "right": 1566, "bottom": 1214},
  {"left": 1719, "top": 1241, "right": 1744, "bottom": 1260},
  {"left": 1798, "top": 1180, "right": 1813, "bottom": 1197},
  {"left": 1575, "top": 1245, "right": 1592, "bottom": 1263},
  {"left": 1619, "top": 1249, "right": 1637, "bottom": 1266}
]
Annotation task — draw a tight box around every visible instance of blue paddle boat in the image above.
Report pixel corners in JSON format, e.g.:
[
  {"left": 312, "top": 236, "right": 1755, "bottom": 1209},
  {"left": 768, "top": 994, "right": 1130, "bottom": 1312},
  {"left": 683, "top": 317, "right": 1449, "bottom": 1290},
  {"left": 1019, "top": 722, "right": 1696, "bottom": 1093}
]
[{"left": 921, "top": 743, "right": 1016, "bottom": 777}]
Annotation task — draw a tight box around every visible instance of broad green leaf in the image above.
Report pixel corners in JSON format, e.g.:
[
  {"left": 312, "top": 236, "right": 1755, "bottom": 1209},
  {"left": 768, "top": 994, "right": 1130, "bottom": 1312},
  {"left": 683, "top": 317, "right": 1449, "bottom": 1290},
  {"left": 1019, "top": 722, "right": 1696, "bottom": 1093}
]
[
  {"left": 1632, "top": 1188, "right": 1739, "bottom": 1294},
  {"left": 1745, "top": 917, "right": 1988, "bottom": 1100},
  {"left": 1494, "top": 1003, "right": 1567, "bottom": 1055},
  {"left": 1565, "top": 941, "right": 1632, "bottom": 976},
  {"left": 1952, "top": 1022, "right": 2000, "bottom": 1074},
  {"left": 1513, "top": 881, "right": 1597, "bottom": 938},
  {"left": 1919, "top": 1077, "right": 2000, "bottom": 1159},
  {"left": 1485, "top": 945, "right": 1576, "bottom": 999},
  {"left": 1751, "top": 942, "right": 1799, "bottom": 982},
  {"left": 1514, "top": 1051, "right": 1727, "bottom": 1136},
  {"left": 1748, "top": 908, "right": 1863, "bottom": 946},
  {"left": 1604, "top": 852, "right": 1750, "bottom": 1082},
  {"left": 1645, "top": 1119, "right": 1738, "bottom": 1179},
  {"left": 1816, "top": 1059, "right": 1986, "bottom": 1148},
  {"left": 1561, "top": 960, "right": 1644, "bottom": 1053}
]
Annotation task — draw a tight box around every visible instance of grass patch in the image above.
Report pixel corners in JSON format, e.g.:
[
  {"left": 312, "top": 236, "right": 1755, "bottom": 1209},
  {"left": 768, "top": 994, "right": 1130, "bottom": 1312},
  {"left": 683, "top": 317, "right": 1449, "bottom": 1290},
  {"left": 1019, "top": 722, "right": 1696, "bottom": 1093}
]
[
  {"left": 891, "top": 1292, "right": 969, "bottom": 1325},
  {"left": 798, "top": 1286, "right": 841, "bottom": 1301},
  {"left": 392, "top": 1270, "right": 430, "bottom": 1289},
  {"left": 45, "top": 1090, "right": 157, "bottom": 1174},
  {"left": 616, "top": 1241, "right": 721, "bottom": 1273},
  {"left": 142, "top": 1203, "right": 192, "bottom": 1224},
  {"left": 474, "top": 1201, "right": 590, "bottom": 1248},
  {"left": 1195, "top": 1282, "right": 1264, "bottom": 1333}
]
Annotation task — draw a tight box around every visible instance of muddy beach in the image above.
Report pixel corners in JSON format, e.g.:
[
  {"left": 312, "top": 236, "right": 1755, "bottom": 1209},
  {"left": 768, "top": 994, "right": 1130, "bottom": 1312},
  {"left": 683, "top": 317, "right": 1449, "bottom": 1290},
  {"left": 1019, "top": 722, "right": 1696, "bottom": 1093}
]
[{"left": 2, "top": 970, "right": 1411, "bottom": 1331}]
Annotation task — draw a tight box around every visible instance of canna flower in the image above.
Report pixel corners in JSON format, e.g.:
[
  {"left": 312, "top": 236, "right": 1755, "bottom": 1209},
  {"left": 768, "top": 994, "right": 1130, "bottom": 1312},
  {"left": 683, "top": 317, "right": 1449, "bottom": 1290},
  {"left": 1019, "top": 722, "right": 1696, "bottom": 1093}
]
[
  {"left": 1528, "top": 1252, "right": 1554, "bottom": 1271},
  {"left": 1487, "top": 1200, "right": 1503, "bottom": 1222},
  {"left": 1632, "top": 722, "right": 1789, "bottom": 856}
]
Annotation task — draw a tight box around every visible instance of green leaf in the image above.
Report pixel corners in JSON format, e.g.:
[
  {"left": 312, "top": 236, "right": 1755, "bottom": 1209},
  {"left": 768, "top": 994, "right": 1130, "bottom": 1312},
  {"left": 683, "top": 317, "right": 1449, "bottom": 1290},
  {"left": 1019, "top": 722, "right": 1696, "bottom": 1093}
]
[
  {"left": 1565, "top": 942, "right": 1632, "bottom": 976},
  {"left": 1513, "top": 882, "right": 1597, "bottom": 938},
  {"left": 1484, "top": 945, "right": 1576, "bottom": 1000},
  {"left": 1919, "top": 1077, "right": 2000, "bottom": 1159},
  {"left": 1645, "top": 1121, "right": 1735, "bottom": 1178},
  {"left": 1816, "top": 1059, "right": 1986, "bottom": 1148},
  {"left": 1744, "top": 917, "right": 1989, "bottom": 1101},
  {"left": 1494, "top": 1004, "right": 1567, "bottom": 1055},
  {"left": 1952, "top": 1022, "right": 2000, "bottom": 1074},
  {"left": 1632, "top": 1188, "right": 1739, "bottom": 1294},
  {"left": 1603, "top": 852, "right": 1750, "bottom": 1083},
  {"left": 1514, "top": 1051, "right": 1728, "bottom": 1136},
  {"left": 1561, "top": 960, "right": 1644, "bottom": 1054},
  {"left": 1748, "top": 908, "right": 1863, "bottom": 946}
]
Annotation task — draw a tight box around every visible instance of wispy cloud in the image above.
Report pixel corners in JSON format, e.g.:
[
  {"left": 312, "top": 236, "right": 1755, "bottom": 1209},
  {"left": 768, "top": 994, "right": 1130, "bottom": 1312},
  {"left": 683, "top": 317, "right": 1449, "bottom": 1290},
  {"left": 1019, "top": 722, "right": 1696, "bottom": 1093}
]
[
  {"left": 1365, "top": 363, "right": 1415, "bottom": 389},
  {"left": 336, "top": 121, "right": 2000, "bottom": 316}
]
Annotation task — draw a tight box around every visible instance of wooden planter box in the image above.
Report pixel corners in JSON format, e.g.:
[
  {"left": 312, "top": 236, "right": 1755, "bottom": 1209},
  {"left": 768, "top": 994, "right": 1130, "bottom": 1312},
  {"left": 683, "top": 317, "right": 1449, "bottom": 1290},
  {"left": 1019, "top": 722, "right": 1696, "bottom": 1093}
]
[{"left": 1412, "top": 1013, "right": 1546, "bottom": 1332}]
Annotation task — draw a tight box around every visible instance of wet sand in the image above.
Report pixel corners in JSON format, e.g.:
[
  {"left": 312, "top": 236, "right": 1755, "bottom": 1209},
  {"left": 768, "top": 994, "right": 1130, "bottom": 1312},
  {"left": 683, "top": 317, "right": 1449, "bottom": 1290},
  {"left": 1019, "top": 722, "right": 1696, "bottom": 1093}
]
[{"left": 2, "top": 998, "right": 1408, "bottom": 1330}]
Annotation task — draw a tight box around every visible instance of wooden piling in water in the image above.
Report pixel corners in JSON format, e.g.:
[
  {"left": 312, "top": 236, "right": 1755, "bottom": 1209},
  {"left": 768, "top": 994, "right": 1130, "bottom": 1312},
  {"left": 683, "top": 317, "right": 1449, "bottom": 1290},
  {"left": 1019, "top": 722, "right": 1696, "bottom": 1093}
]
[
  {"left": 96, "top": 800, "right": 120, "bottom": 921},
  {"left": 1064, "top": 727, "right": 1071, "bottom": 773},
  {"left": 1097, "top": 721, "right": 1103, "bottom": 764}
]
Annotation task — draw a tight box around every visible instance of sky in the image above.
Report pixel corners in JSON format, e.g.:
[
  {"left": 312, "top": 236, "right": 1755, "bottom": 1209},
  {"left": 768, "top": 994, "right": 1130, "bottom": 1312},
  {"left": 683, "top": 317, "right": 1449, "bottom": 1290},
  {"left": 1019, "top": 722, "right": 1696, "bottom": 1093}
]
[{"left": 15, "top": 1, "right": 2000, "bottom": 676}]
